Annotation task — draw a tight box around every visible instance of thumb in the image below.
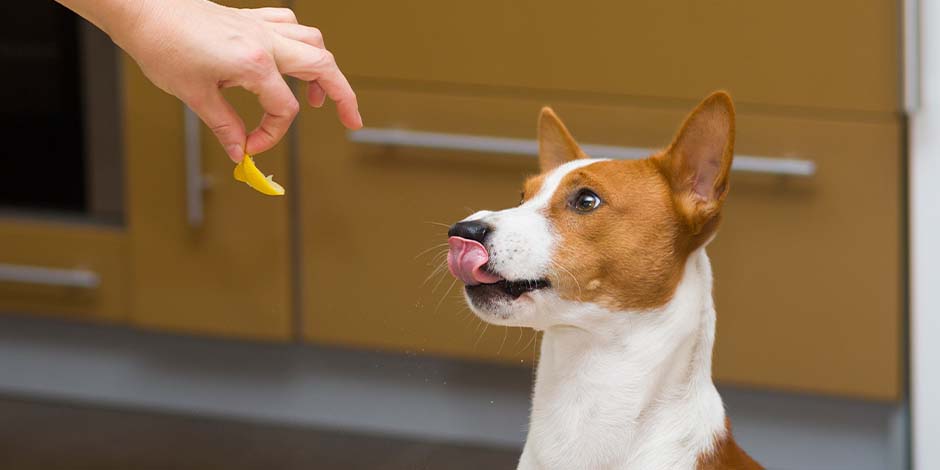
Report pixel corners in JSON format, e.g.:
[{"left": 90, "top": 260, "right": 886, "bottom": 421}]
[{"left": 187, "top": 90, "right": 247, "bottom": 162}]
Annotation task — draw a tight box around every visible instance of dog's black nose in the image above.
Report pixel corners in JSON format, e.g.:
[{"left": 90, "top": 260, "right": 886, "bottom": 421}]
[{"left": 448, "top": 220, "right": 491, "bottom": 243}]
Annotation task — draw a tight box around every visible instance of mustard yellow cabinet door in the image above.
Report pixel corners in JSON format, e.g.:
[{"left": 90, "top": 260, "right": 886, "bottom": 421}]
[
  {"left": 300, "top": 0, "right": 899, "bottom": 114},
  {"left": 122, "top": 1, "right": 292, "bottom": 340},
  {"left": 0, "top": 220, "right": 128, "bottom": 323}
]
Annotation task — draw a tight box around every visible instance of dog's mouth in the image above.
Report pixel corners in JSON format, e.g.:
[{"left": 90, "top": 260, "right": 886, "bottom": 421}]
[
  {"left": 467, "top": 277, "right": 552, "bottom": 300},
  {"left": 446, "top": 235, "right": 551, "bottom": 302}
]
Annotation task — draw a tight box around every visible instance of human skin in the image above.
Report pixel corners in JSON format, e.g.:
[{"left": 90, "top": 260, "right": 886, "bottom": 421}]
[{"left": 57, "top": 0, "right": 362, "bottom": 162}]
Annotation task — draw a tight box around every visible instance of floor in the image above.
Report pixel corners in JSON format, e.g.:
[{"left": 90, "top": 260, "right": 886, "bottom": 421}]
[{"left": 0, "top": 396, "right": 521, "bottom": 470}]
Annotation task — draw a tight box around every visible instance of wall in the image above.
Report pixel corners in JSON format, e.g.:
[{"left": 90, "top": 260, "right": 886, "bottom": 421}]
[{"left": 910, "top": 0, "right": 940, "bottom": 468}]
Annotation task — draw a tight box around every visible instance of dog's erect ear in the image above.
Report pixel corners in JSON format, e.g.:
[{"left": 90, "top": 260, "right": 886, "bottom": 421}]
[
  {"left": 657, "top": 91, "right": 735, "bottom": 234},
  {"left": 538, "top": 107, "right": 586, "bottom": 173}
]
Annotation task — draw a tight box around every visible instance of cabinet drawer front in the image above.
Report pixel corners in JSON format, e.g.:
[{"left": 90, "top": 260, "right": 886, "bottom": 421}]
[
  {"left": 301, "top": 88, "right": 900, "bottom": 400},
  {"left": 299, "top": 0, "right": 899, "bottom": 114},
  {"left": 0, "top": 220, "right": 127, "bottom": 322}
]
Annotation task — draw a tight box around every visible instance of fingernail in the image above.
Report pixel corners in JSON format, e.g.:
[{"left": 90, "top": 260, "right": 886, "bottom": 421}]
[
  {"left": 226, "top": 144, "right": 244, "bottom": 162},
  {"left": 355, "top": 110, "right": 363, "bottom": 128}
]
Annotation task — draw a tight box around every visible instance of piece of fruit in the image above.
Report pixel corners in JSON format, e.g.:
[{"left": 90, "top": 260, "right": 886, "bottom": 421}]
[{"left": 233, "top": 154, "right": 285, "bottom": 196}]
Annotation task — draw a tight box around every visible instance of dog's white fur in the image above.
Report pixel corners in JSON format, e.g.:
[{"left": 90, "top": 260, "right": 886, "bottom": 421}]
[{"left": 463, "top": 160, "right": 727, "bottom": 470}]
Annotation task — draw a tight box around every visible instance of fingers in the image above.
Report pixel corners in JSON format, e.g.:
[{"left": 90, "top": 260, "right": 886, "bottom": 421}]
[
  {"left": 242, "top": 71, "right": 300, "bottom": 155},
  {"left": 250, "top": 7, "right": 297, "bottom": 24},
  {"left": 307, "top": 82, "right": 327, "bottom": 108},
  {"left": 270, "top": 23, "right": 324, "bottom": 48},
  {"left": 272, "top": 36, "right": 361, "bottom": 129},
  {"left": 270, "top": 23, "right": 327, "bottom": 108},
  {"left": 187, "top": 90, "right": 247, "bottom": 162}
]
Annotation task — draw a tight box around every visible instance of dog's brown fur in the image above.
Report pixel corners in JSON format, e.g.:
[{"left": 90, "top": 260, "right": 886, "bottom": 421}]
[
  {"left": 525, "top": 92, "right": 736, "bottom": 313},
  {"left": 697, "top": 420, "right": 763, "bottom": 470}
]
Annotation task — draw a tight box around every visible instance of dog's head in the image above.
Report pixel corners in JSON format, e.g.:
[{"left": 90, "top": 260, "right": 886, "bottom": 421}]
[{"left": 446, "top": 92, "right": 735, "bottom": 329}]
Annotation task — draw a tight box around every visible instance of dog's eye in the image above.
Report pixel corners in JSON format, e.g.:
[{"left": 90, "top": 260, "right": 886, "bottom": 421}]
[{"left": 571, "top": 189, "right": 602, "bottom": 213}]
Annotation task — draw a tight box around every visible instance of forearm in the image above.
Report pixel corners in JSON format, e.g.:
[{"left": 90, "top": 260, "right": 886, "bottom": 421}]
[{"left": 55, "top": 0, "right": 156, "bottom": 48}]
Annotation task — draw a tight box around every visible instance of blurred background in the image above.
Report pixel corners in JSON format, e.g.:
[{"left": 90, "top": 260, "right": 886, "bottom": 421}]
[{"left": 0, "top": 1, "right": 932, "bottom": 469}]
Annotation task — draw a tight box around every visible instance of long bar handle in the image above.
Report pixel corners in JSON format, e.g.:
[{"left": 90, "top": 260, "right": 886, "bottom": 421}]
[
  {"left": 348, "top": 128, "right": 816, "bottom": 177},
  {"left": 183, "top": 106, "right": 205, "bottom": 227},
  {"left": 0, "top": 263, "right": 100, "bottom": 289}
]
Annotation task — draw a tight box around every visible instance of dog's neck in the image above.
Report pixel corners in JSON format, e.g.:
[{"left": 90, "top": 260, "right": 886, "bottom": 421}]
[{"left": 521, "top": 249, "right": 726, "bottom": 470}]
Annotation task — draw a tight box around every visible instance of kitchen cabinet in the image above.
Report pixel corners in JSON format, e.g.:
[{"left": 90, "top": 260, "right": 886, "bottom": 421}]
[
  {"left": 297, "top": 85, "right": 902, "bottom": 400},
  {"left": 122, "top": 0, "right": 294, "bottom": 340},
  {"left": 308, "top": 0, "right": 900, "bottom": 114}
]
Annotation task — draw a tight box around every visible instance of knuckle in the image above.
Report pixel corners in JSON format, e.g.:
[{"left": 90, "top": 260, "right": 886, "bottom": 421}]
[
  {"left": 210, "top": 121, "right": 234, "bottom": 135},
  {"left": 241, "top": 48, "right": 274, "bottom": 78},
  {"left": 315, "top": 49, "right": 336, "bottom": 67},
  {"left": 284, "top": 98, "right": 301, "bottom": 117},
  {"left": 306, "top": 26, "right": 323, "bottom": 44},
  {"left": 210, "top": 120, "right": 244, "bottom": 141},
  {"left": 245, "top": 47, "right": 271, "bottom": 66},
  {"left": 277, "top": 7, "right": 297, "bottom": 22}
]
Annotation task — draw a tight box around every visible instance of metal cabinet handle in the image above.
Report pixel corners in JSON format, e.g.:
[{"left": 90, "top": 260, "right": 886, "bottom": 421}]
[
  {"left": 183, "top": 106, "right": 205, "bottom": 227},
  {"left": 348, "top": 128, "right": 816, "bottom": 177},
  {"left": 0, "top": 263, "right": 99, "bottom": 289}
]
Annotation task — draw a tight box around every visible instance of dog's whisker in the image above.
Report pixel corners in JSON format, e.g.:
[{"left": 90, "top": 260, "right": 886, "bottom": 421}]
[
  {"left": 530, "top": 332, "right": 542, "bottom": 367},
  {"left": 473, "top": 323, "right": 490, "bottom": 350},
  {"left": 513, "top": 326, "right": 524, "bottom": 347},
  {"left": 551, "top": 260, "right": 583, "bottom": 300},
  {"left": 423, "top": 221, "right": 452, "bottom": 229},
  {"left": 431, "top": 264, "right": 453, "bottom": 293},
  {"left": 471, "top": 318, "right": 484, "bottom": 334},
  {"left": 522, "top": 329, "right": 539, "bottom": 353},
  {"left": 428, "top": 250, "right": 450, "bottom": 264},
  {"left": 431, "top": 255, "right": 449, "bottom": 267},
  {"left": 497, "top": 326, "right": 509, "bottom": 355},
  {"left": 414, "top": 243, "right": 449, "bottom": 260},
  {"left": 422, "top": 260, "right": 449, "bottom": 287},
  {"left": 435, "top": 278, "right": 459, "bottom": 312}
]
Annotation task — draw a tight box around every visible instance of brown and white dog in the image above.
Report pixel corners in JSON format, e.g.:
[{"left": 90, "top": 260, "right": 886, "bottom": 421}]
[{"left": 445, "top": 92, "right": 762, "bottom": 470}]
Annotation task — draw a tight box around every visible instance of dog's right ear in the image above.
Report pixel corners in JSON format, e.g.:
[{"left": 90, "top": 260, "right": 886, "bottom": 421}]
[{"left": 538, "top": 107, "right": 586, "bottom": 173}]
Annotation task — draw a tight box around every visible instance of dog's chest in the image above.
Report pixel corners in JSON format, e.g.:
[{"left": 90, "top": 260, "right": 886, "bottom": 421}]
[
  {"left": 525, "top": 366, "right": 710, "bottom": 470},
  {"left": 521, "top": 302, "right": 725, "bottom": 469}
]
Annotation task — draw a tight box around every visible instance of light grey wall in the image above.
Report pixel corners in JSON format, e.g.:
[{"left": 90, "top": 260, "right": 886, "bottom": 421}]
[
  {"left": 0, "top": 316, "right": 906, "bottom": 470},
  {"left": 910, "top": 0, "right": 940, "bottom": 468}
]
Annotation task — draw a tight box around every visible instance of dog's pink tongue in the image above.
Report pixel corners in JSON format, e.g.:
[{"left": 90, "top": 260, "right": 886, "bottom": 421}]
[{"left": 447, "top": 237, "right": 503, "bottom": 285}]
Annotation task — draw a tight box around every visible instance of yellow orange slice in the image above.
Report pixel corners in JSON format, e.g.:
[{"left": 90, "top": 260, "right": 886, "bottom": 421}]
[{"left": 233, "top": 154, "right": 285, "bottom": 196}]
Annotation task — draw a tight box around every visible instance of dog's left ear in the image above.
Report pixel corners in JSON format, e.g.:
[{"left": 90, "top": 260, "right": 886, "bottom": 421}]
[
  {"left": 657, "top": 91, "right": 735, "bottom": 234},
  {"left": 538, "top": 107, "right": 586, "bottom": 173}
]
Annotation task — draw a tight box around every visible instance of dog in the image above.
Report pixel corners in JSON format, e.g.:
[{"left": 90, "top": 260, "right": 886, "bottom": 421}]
[{"left": 445, "top": 92, "right": 762, "bottom": 470}]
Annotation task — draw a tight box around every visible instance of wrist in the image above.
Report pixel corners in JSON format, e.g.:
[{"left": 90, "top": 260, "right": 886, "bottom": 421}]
[
  {"left": 57, "top": 0, "right": 175, "bottom": 53},
  {"left": 100, "top": 0, "right": 160, "bottom": 53},
  {"left": 56, "top": 0, "right": 139, "bottom": 39}
]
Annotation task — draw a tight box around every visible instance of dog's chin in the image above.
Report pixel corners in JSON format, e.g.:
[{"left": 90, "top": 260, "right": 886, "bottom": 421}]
[{"left": 464, "top": 278, "right": 550, "bottom": 327}]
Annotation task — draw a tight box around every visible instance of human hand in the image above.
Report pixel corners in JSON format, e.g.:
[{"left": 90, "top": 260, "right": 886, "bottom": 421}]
[{"left": 110, "top": 0, "right": 361, "bottom": 162}]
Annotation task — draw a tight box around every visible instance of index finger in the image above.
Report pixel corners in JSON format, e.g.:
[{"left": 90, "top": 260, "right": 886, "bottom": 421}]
[{"left": 242, "top": 71, "right": 300, "bottom": 155}]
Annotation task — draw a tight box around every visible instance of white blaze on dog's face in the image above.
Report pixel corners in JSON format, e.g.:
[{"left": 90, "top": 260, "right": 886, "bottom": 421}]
[{"left": 446, "top": 93, "right": 735, "bottom": 329}]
